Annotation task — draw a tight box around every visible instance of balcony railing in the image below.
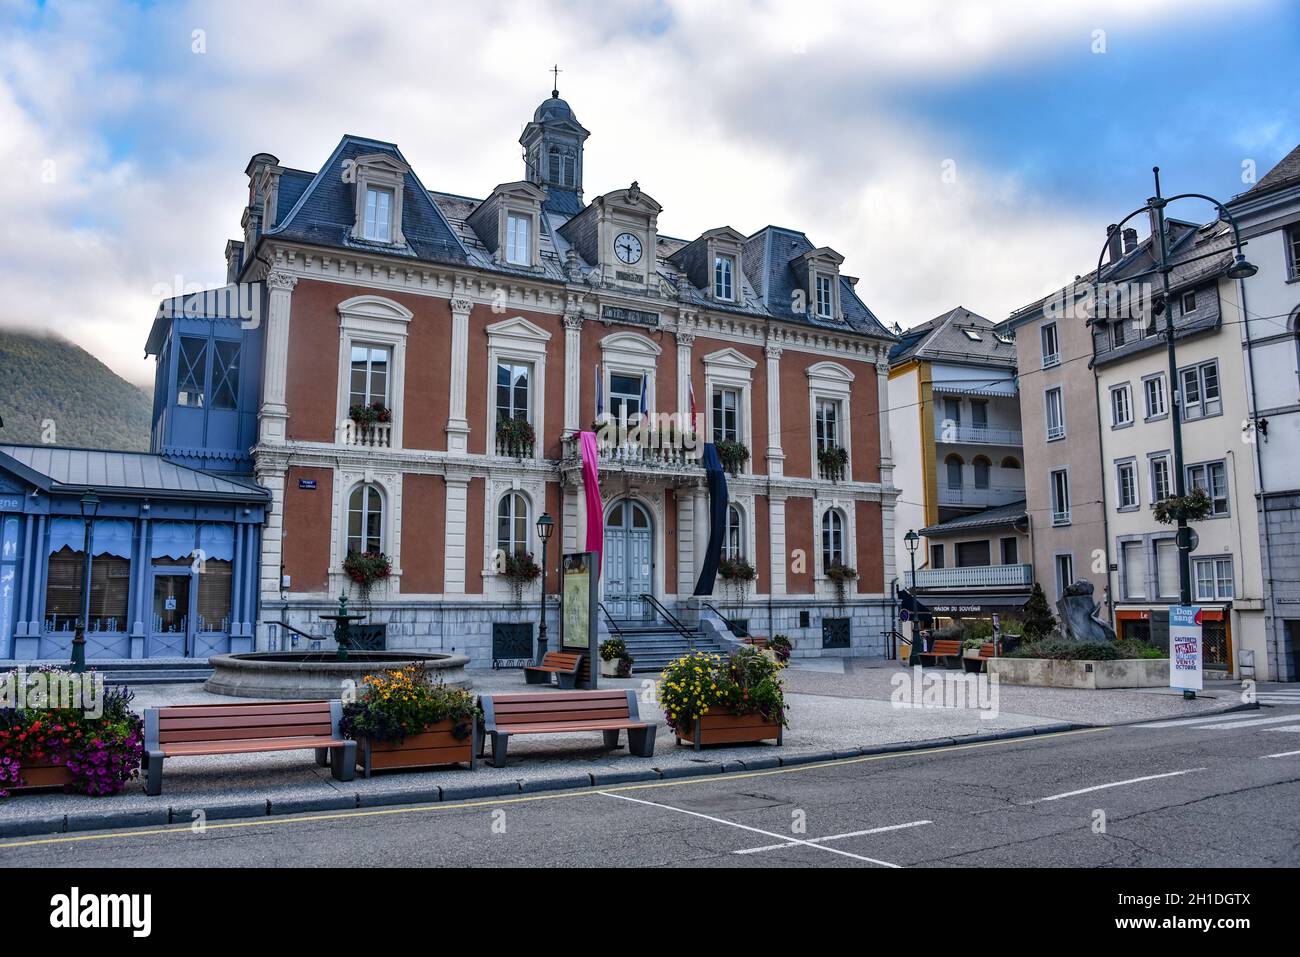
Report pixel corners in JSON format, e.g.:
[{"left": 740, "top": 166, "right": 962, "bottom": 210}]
[
  {"left": 561, "top": 433, "right": 702, "bottom": 472},
  {"left": 1051, "top": 509, "right": 1072, "bottom": 526},
  {"left": 495, "top": 437, "right": 535, "bottom": 458},
  {"left": 339, "top": 420, "right": 392, "bottom": 448},
  {"left": 936, "top": 425, "right": 1023, "bottom": 446},
  {"left": 937, "top": 485, "right": 1025, "bottom": 507},
  {"left": 906, "top": 564, "right": 1033, "bottom": 590}
]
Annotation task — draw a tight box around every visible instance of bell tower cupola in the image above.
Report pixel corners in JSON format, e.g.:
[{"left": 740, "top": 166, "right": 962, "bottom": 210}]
[{"left": 520, "top": 68, "right": 590, "bottom": 215}]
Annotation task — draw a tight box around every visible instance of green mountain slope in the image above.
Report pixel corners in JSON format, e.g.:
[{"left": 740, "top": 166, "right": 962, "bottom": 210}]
[{"left": 0, "top": 329, "right": 152, "bottom": 451}]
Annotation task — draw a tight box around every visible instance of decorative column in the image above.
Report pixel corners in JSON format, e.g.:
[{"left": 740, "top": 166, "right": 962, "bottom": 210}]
[
  {"left": 443, "top": 470, "right": 470, "bottom": 595},
  {"left": 563, "top": 306, "right": 583, "bottom": 435},
  {"left": 692, "top": 485, "right": 709, "bottom": 588},
  {"left": 676, "top": 325, "right": 695, "bottom": 428},
  {"left": 445, "top": 296, "right": 473, "bottom": 454},
  {"left": 876, "top": 353, "right": 894, "bottom": 486},
  {"left": 765, "top": 343, "right": 785, "bottom": 478},
  {"left": 677, "top": 485, "right": 697, "bottom": 595},
  {"left": 768, "top": 490, "right": 788, "bottom": 595},
  {"left": 259, "top": 271, "right": 298, "bottom": 445}
]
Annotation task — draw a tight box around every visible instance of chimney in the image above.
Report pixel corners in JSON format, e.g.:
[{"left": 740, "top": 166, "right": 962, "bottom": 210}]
[
  {"left": 1122, "top": 228, "right": 1138, "bottom": 254},
  {"left": 1106, "top": 224, "right": 1122, "bottom": 264}
]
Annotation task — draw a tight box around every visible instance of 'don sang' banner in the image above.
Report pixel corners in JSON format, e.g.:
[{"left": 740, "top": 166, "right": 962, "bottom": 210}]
[{"left": 1169, "top": 605, "right": 1203, "bottom": 692}]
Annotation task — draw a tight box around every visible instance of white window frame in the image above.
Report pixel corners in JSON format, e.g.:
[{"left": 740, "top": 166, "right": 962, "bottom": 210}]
[
  {"left": 486, "top": 316, "right": 552, "bottom": 460},
  {"left": 1185, "top": 460, "right": 1230, "bottom": 517},
  {"left": 1149, "top": 453, "right": 1172, "bottom": 503},
  {"left": 346, "top": 482, "right": 386, "bottom": 555},
  {"left": 1154, "top": 537, "right": 1180, "bottom": 600},
  {"left": 815, "top": 273, "right": 834, "bottom": 319},
  {"left": 703, "top": 347, "right": 757, "bottom": 469},
  {"left": 335, "top": 295, "right": 412, "bottom": 449},
  {"left": 363, "top": 186, "right": 393, "bottom": 242},
  {"left": 1193, "top": 556, "right": 1235, "bottom": 601},
  {"left": 712, "top": 386, "right": 741, "bottom": 443},
  {"left": 349, "top": 153, "right": 409, "bottom": 246},
  {"left": 505, "top": 212, "right": 532, "bottom": 266},
  {"left": 1045, "top": 387, "right": 1066, "bottom": 441},
  {"left": 1115, "top": 458, "right": 1139, "bottom": 511},
  {"left": 807, "top": 361, "right": 854, "bottom": 481},
  {"left": 1143, "top": 373, "right": 1167, "bottom": 420},
  {"left": 714, "top": 254, "right": 735, "bottom": 302},
  {"left": 495, "top": 490, "right": 532, "bottom": 557},
  {"left": 1120, "top": 538, "right": 1146, "bottom": 600},
  {"left": 1050, "top": 468, "right": 1071, "bottom": 526},
  {"left": 723, "top": 503, "right": 745, "bottom": 560},
  {"left": 1040, "top": 322, "right": 1060, "bottom": 368},
  {"left": 820, "top": 507, "right": 846, "bottom": 570},
  {"left": 1053, "top": 553, "right": 1074, "bottom": 600},
  {"left": 1110, "top": 382, "right": 1133, "bottom": 428},
  {"left": 1179, "top": 359, "right": 1222, "bottom": 421}
]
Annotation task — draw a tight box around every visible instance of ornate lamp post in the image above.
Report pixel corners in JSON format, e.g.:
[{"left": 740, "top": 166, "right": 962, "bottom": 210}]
[
  {"left": 71, "top": 491, "right": 100, "bottom": 674},
  {"left": 535, "top": 512, "right": 555, "bottom": 663},
  {"left": 904, "top": 529, "right": 921, "bottom": 663}
]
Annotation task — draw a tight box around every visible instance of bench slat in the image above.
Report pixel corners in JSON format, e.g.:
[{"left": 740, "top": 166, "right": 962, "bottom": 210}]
[
  {"left": 490, "top": 709, "right": 631, "bottom": 726},
  {"left": 496, "top": 720, "right": 649, "bottom": 735},
  {"left": 159, "top": 723, "right": 334, "bottom": 743},
  {"left": 494, "top": 697, "right": 630, "bottom": 714},
  {"left": 157, "top": 701, "right": 331, "bottom": 717},
  {"left": 162, "top": 737, "right": 347, "bottom": 757},
  {"left": 491, "top": 691, "right": 626, "bottom": 706},
  {"left": 159, "top": 712, "right": 334, "bottom": 732}
]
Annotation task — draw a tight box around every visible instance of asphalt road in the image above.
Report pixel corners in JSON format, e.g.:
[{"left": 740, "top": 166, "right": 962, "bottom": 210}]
[{"left": 2, "top": 700, "right": 1298, "bottom": 868}]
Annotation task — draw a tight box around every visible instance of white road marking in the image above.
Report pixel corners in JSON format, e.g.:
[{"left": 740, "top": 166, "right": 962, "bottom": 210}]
[
  {"left": 1262, "top": 748, "right": 1300, "bottom": 759},
  {"left": 733, "top": 819, "right": 932, "bottom": 855},
  {"left": 1263, "top": 725, "right": 1300, "bottom": 733},
  {"left": 1032, "top": 768, "right": 1204, "bottom": 803},
  {"left": 1134, "top": 712, "right": 1261, "bottom": 729},
  {"left": 1195, "top": 715, "right": 1300, "bottom": 730},
  {"left": 597, "top": 790, "right": 900, "bottom": 867}
]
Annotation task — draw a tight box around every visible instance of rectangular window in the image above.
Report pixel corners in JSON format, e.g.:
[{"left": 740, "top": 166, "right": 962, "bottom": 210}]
[
  {"left": 349, "top": 345, "right": 390, "bottom": 409},
  {"left": 714, "top": 256, "right": 734, "bottom": 301},
  {"left": 1194, "top": 557, "right": 1235, "bottom": 601},
  {"left": 1111, "top": 319, "right": 1127, "bottom": 348},
  {"left": 176, "top": 336, "right": 208, "bottom": 408},
  {"left": 956, "top": 540, "right": 991, "bottom": 567},
  {"left": 970, "top": 400, "right": 988, "bottom": 430},
  {"left": 1111, "top": 383, "right": 1133, "bottom": 427},
  {"left": 211, "top": 340, "right": 240, "bottom": 411},
  {"left": 363, "top": 187, "right": 393, "bottom": 242},
  {"left": 815, "top": 274, "right": 833, "bottom": 318},
  {"left": 495, "top": 361, "right": 530, "bottom": 422},
  {"left": 505, "top": 213, "right": 531, "bottom": 266},
  {"left": 1144, "top": 374, "right": 1167, "bottom": 419},
  {"left": 1288, "top": 224, "right": 1300, "bottom": 279},
  {"left": 943, "top": 397, "right": 961, "bottom": 428},
  {"left": 1050, "top": 469, "right": 1070, "bottom": 525},
  {"left": 609, "top": 372, "right": 643, "bottom": 425},
  {"left": 1150, "top": 455, "right": 1172, "bottom": 503},
  {"left": 1116, "top": 460, "right": 1138, "bottom": 509},
  {"left": 1045, "top": 387, "right": 1065, "bottom": 440},
  {"left": 712, "top": 387, "right": 740, "bottom": 443},
  {"left": 1000, "top": 536, "right": 1018, "bottom": 565},
  {"left": 197, "top": 559, "right": 232, "bottom": 633},
  {"left": 929, "top": 543, "right": 945, "bottom": 569},
  {"left": 1180, "top": 360, "right": 1221, "bottom": 420},
  {"left": 1040, "top": 323, "right": 1060, "bottom": 368},
  {"left": 1186, "top": 461, "right": 1229, "bottom": 516},
  {"left": 1054, "top": 554, "right": 1074, "bottom": 599},
  {"left": 815, "top": 398, "right": 840, "bottom": 452},
  {"left": 1155, "top": 539, "right": 1179, "bottom": 599},
  {"left": 1181, "top": 290, "right": 1197, "bottom": 315},
  {"left": 1122, "top": 541, "right": 1146, "bottom": 599}
]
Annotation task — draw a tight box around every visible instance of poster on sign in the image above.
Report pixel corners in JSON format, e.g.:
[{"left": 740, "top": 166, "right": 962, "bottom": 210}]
[{"left": 1169, "top": 605, "right": 1203, "bottom": 692}]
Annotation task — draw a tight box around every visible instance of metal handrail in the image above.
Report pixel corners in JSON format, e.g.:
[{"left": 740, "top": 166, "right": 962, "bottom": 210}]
[
  {"left": 268, "top": 620, "right": 319, "bottom": 651},
  {"left": 597, "top": 602, "right": 625, "bottom": 639},
  {"left": 699, "top": 601, "right": 748, "bottom": 637},
  {"left": 637, "top": 593, "right": 696, "bottom": 645},
  {"left": 883, "top": 628, "right": 910, "bottom": 660}
]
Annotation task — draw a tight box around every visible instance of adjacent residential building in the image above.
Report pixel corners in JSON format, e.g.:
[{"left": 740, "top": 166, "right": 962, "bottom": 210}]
[
  {"left": 888, "top": 308, "right": 1031, "bottom": 631},
  {"left": 1226, "top": 144, "right": 1300, "bottom": 681}
]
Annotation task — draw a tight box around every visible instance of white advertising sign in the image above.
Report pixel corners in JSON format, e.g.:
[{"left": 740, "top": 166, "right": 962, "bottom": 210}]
[{"left": 1169, "top": 605, "right": 1203, "bottom": 692}]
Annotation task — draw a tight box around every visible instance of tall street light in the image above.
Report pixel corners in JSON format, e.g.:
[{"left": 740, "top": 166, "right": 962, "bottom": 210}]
[
  {"left": 904, "top": 529, "right": 921, "bottom": 663},
  {"left": 71, "top": 491, "right": 100, "bottom": 674},
  {"left": 1092, "top": 168, "right": 1256, "bottom": 610},
  {"left": 535, "top": 511, "right": 555, "bottom": 664}
]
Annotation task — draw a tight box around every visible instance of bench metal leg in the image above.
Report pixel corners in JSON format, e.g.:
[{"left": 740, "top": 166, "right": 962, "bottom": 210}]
[
  {"left": 314, "top": 747, "right": 329, "bottom": 767},
  {"left": 556, "top": 671, "right": 577, "bottom": 690},
  {"left": 627, "top": 725, "right": 656, "bottom": 758},
  {"left": 524, "top": 669, "right": 547, "bottom": 685},
  {"left": 602, "top": 729, "right": 621, "bottom": 749},
  {"left": 330, "top": 742, "right": 357, "bottom": 782},
  {"left": 144, "top": 751, "right": 164, "bottom": 796},
  {"left": 490, "top": 732, "right": 510, "bottom": 768}
]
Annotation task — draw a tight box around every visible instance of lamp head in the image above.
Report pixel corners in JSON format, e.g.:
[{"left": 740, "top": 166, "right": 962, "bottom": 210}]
[
  {"left": 536, "top": 511, "right": 555, "bottom": 544},
  {"left": 1226, "top": 254, "right": 1258, "bottom": 280}
]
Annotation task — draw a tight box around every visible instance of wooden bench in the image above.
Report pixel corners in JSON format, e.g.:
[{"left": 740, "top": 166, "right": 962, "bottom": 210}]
[
  {"left": 524, "top": 651, "right": 584, "bottom": 689},
  {"left": 143, "top": 700, "right": 356, "bottom": 796},
  {"left": 479, "top": 690, "right": 656, "bottom": 767},
  {"left": 963, "top": 642, "right": 996, "bottom": 673},
  {"left": 916, "top": 638, "right": 964, "bottom": 668}
]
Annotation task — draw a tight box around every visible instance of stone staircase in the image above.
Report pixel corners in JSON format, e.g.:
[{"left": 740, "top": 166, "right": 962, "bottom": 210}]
[
  {"left": 0, "top": 658, "right": 215, "bottom": 685},
  {"left": 605, "top": 621, "right": 731, "bottom": 674}
]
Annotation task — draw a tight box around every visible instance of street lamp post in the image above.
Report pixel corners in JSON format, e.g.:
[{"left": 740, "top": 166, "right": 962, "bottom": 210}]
[
  {"left": 71, "top": 491, "right": 101, "bottom": 674},
  {"left": 1092, "top": 169, "right": 1256, "bottom": 614},
  {"left": 535, "top": 512, "right": 555, "bottom": 664},
  {"left": 904, "top": 529, "right": 921, "bottom": 663}
]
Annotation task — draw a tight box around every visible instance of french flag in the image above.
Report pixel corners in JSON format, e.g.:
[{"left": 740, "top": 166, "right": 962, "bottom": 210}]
[{"left": 688, "top": 376, "right": 698, "bottom": 431}]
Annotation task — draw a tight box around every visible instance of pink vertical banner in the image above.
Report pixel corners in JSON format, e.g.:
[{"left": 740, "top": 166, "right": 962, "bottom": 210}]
[{"left": 580, "top": 431, "right": 603, "bottom": 556}]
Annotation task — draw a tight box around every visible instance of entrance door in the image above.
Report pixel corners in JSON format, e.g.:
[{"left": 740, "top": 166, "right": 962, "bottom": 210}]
[
  {"left": 604, "top": 500, "right": 653, "bottom": 620},
  {"left": 151, "top": 572, "right": 192, "bottom": 657}
]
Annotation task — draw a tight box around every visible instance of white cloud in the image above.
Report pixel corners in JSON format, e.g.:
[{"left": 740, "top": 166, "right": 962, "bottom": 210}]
[{"left": 0, "top": 0, "right": 1259, "bottom": 385}]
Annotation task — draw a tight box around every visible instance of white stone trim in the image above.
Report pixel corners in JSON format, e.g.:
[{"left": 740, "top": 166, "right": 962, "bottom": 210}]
[
  {"left": 703, "top": 346, "right": 756, "bottom": 474},
  {"left": 485, "top": 315, "right": 552, "bottom": 461},
  {"left": 349, "top": 153, "right": 410, "bottom": 247},
  {"left": 807, "top": 360, "right": 855, "bottom": 482},
  {"left": 599, "top": 331, "right": 660, "bottom": 419},
  {"left": 331, "top": 469, "right": 403, "bottom": 598},
  {"left": 335, "top": 294, "right": 412, "bottom": 449},
  {"left": 446, "top": 297, "right": 473, "bottom": 453}
]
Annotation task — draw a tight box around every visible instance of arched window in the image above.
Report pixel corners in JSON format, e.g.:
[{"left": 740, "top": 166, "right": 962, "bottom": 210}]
[
  {"left": 973, "top": 456, "right": 991, "bottom": 490},
  {"left": 724, "top": 504, "right": 744, "bottom": 559},
  {"left": 347, "top": 484, "right": 384, "bottom": 554},
  {"left": 821, "top": 509, "right": 845, "bottom": 570},
  {"left": 945, "top": 454, "right": 964, "bottom": 489},
  {"left": 1000, "top": 456, "right": 1021, "bottom": 469},
  {"left": 496, "top": 492, "right": 530, "bottom": 557}
]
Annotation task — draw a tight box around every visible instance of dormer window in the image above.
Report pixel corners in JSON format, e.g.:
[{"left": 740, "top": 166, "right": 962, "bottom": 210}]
[
  {"left": 816, "top": 274, "right": 833, "bottom": 318},
  {"left": 363, "top": 187, "right": 393, "bottom": 242},
  {"left": 714, "top": 255, "right": 735, "bottom": 301},
  {"left": 506, "top": 212, "right": 531, "bottom": 266}
]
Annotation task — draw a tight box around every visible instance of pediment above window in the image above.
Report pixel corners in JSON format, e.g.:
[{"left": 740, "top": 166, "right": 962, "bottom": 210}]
[
  {"left": 702, "top": 347, "right": 758, "bottom": 372},
  {"left": 486, "top": 315, "right": 553, "bottom": 355},
  {"left": 349, "top": 153, "right": 411, "bottom": 247}
]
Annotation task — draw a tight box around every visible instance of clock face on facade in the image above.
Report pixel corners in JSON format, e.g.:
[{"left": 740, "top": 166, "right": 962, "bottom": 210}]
[{"left": 614, "top": 232, "right": 643, "bottom": 265}]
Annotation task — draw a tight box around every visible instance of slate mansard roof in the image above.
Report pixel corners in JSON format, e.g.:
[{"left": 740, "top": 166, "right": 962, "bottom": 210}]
[
  {"left": 252, "top": 126, "right": 893, "bottom": 341},
  {"left": 889, "top": 306, "right": 1016, "bottom": 368}
]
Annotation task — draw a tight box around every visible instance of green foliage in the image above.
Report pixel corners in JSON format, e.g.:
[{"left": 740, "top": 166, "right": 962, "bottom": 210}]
[
  {"left": 768, "top": 634, "right": 792, "bottom": 663},
  {"left": 0, "top": 330, "right": 151, "bottom": 450},
  {"left": 599, "top": 637, "right": 627, "bottom": 662},
  {"left": 502, "top": 550, "right": 541, "bottom": 606},
  {"left": 495, "top": 415, "right": 536, "bottom": 455},
  {"left": 715, "top": 439, "right": 750, "bottom": 475},
  {"left": 340, "top": 666, "right": 481, "bottom": 744},
  {"left": 718, "top": 557, "right": 756, "bottom": 583},
  {"left": 1010, "top": 638, "right": 1167, "bottom": 661},
  {"left": 658, "top": 647, "right": 787, "bottom": 734},
  {"left": 818, "top": 445, "right": 849, "bottom": 481},
  {"left": 1153, "top": 488, "right": 1213, "bottom": 525},
  {"left": 1022, "top": 583, "right": 1057, "bottom": 640}
]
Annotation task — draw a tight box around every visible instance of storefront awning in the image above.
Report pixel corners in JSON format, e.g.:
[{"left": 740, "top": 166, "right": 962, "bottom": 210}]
[{"left": 917, "top": 593, "right": 1030, "bottom": 614}]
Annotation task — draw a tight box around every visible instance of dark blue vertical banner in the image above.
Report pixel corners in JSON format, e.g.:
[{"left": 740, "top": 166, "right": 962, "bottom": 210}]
[{"left": 693, "top": 442, "right": 729, "bottom": 596}]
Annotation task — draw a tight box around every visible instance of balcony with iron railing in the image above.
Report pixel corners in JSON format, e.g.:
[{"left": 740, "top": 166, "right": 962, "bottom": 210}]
[
  {"left": 905, "top": 564, "right": 1033, "bottom": 590},
  {"left": 937, "top": 484, "right": 1026, "bottom": 508},
  {"left": 935, "top": 424, "right": 1023, "bottom": 446}
]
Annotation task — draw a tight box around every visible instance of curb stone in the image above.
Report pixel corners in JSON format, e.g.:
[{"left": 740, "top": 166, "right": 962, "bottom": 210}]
[
  {"left": 778, "top": 750, "right": 837, "bottom": 767},
  {"left": 65, "top": 808, "right": 170, "bottom": 833},
  {"left": 267, "top": 795, "right": 358, "bottom": 816},
  {"left": 438, "top": 781, "right": 522, "bottom": 802},
  {"left": 169, "top": 801, "right": 269, "bottom": 824},
  {"left": 519, "top": 774, "right": 594, "bottom": 792},
  {"left": 590, "top": 769, "right": 661, "bottom": 787},
  {"left": 656, "top": 763, "right": 722, "bottom": 779},
  {"left": 356, "top": 787, "right": 442, "bottom": 808}
]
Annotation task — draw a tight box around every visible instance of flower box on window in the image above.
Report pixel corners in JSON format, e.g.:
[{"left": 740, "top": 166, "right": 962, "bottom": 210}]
[
  {"left": 818, "top": 445, "right": 849, "bottom": 482},
  {"left": 715, "top": 439, "right": 750, "bottom": 476},
  {"left": 495, "top": 415, "right": 536, "bottom": 457}
]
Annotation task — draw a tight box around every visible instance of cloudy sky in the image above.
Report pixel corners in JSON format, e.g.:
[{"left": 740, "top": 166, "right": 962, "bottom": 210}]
[{"left": 1, "top": 0, "right": 1296, "bottom": 386}]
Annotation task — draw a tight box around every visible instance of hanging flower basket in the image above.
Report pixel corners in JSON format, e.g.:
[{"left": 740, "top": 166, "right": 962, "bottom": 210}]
[
  {"left": 503, "top": 550, "right": 541, "bottom": 606},
  {"left": 818, "top": 445, "right": 849, "bottom": 482},
  {"left": 715, "top": 439, "right": 750, "bottom": 475},
  {"left": 349, "top": 402, "right": 392, "bottom": 429},
  {"left": 825, "top": 562, "right": 858, "bottom": 606},
  {"left": 719, "top": 557, "right": 756, "bottom": 603},
  {"left": 1153, "top": 487, "right": 1213, "bottom": 525},
  {"left": 496, "top": 415, "right": 536, "bottom": 457},
  {"left": 343, "top": 550, "right": 392, "bottom": 607}
]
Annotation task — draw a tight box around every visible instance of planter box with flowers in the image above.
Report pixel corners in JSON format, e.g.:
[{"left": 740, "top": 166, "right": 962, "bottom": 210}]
[
  {"left": 0, "top": 668, "right": 143, "bottom": 799},
  {"left": 496, "top": 415, "right": 536, "bottom": 458},
  {"left": 502, "top": 550, "right": 541, "bottom": 606},
  {"left": 341, "top": 665, "right": 481, "bottom": 776},
  {"left": 599, "top": 637, "right": 634, "bottom": 677},
  {"left": 818, "top": 445, "right": 849, "bottom": 482},
  {"left": 343, "top": 549, "right": 392, "bottom": 608},
  {"left": 715, "top": 439, "right": 750, "bottom": 476},
  {"left": 660, "top": 648, "right": 786, "bottom": 750},
  {"left": 718, "top": 556, "right": 756, "bottom": 603},
  {"left": 825, "top": 561, "right": 858, "bottom": 605}
]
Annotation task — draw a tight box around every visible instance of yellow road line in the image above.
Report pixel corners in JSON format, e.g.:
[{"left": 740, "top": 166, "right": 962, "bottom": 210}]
[{"left": 0, "top": 727, "right": 1105, "bottom": 850}]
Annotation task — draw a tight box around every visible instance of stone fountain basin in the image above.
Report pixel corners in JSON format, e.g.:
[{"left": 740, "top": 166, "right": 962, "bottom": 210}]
[{"left": 204, "top": 651, "right": 471, "bottom": 700}]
